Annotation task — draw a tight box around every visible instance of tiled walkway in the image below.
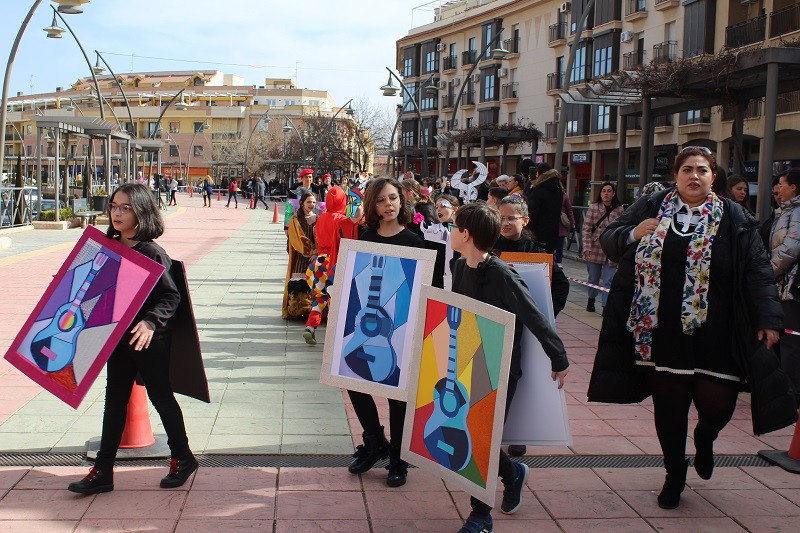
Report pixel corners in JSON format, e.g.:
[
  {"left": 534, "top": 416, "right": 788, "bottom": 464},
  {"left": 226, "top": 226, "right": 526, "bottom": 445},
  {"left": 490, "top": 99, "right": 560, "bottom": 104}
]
[{"left": 0, "top": 192, "right": 798, "bottom": 532}]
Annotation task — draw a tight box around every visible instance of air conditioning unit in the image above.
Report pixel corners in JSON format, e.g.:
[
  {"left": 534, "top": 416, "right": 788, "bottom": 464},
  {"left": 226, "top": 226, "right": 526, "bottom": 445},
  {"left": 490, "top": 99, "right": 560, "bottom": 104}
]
[
  {"left": 453, "top": 77, "right": 461, "bottom": 86},
  {"left": 620, "top": 31, "right": 634, "bottom": 43},
  {"left": 471, "top": 73, "right": 481, "bottom": 83},
  {"left": 438, "top": 80, "right": 448, "bottom": 89},
  {"left": 436, "top": 43, "right": 446, "bottom": 51},
  {"left": 498, "top": 68, "right": 508, "bottom": 78},
  {"left": 437, "top": 119, "right": 446, "bottom": 128},
  {"left": 559, "top": 2, "right": 571, "bottom": 13}
]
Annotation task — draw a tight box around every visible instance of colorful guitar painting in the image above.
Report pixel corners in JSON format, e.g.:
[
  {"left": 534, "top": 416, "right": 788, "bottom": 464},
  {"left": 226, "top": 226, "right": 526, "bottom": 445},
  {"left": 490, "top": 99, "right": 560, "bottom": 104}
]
[
  {"left": 30, "top": 252, "right": 109, "bottom": 372},
  {"left": 343, "top": 255, "right": 399, "bottom": 384},
  {"left": 423, "top": 305, "right": 473, "bottom": 472}
]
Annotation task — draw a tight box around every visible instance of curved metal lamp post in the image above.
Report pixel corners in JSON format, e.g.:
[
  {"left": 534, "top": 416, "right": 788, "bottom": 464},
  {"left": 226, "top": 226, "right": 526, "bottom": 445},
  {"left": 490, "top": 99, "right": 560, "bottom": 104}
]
[
  {"left": 443, "top": 29, "right": 508, "bottom": 176},
  {"left": 282, "top": 117, "right": 307, "bottom": 163},
  {"left": 93, "top": 50, "right": 134, "bottom": 134},
  {"left": 314, "top": 98, "right": 353, "bottom": 171},
  {"left": 244, "top": 110, "right": 270, "bottom": 177},
  {"left": 151, "top": 88, "right": 186, "bottom": 139},
  {"left": 381, "top": 69, "right": 439, "bottom": 178},
  {"left": 185, "top": 120, "right": 209, "bottom": 181}
]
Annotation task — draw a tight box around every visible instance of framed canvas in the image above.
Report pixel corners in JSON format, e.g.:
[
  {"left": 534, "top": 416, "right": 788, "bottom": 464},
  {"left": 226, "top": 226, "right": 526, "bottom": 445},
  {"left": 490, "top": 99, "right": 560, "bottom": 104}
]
[
  {"left": 320, "top": 239, "right": 436, "bottom": 400},
  {"left": 3, "top": 225, "right": 164, "bottom": 408},
  {"left": 501, "top": 264, "right": 572, "bottom": 446},
  {"left": 402, "top": 286, "right": 515, "bottom": 505},
  {"left": 497, "top": 251, "right": 553, "bottom": 283}
]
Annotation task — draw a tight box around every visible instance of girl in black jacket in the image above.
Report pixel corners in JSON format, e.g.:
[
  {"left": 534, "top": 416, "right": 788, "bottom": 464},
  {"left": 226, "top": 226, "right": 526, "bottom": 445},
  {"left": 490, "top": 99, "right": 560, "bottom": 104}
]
[{"left": 68, "top": 183, "right": 196, "bottom": 495}]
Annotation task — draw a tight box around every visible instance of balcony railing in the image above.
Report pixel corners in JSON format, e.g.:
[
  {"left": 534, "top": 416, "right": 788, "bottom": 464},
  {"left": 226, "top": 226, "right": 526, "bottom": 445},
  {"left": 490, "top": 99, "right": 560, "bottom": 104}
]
[
  {"left": 462, "top": 90, "right": 475, "bottom": 106},
  {"left": 778, "top": 89, "right": 800, "bottom": 114},
  {"left": 442, "top": 54, "right": 458, "bottom": 70},
  {"left": 545, "top": 121, "right": 559, "bottom": 140},
  {"left": 653, "top": 40, "right": 678, "bottom": 64},
  {"left": 549, "top": 23, "right": 567, "bottom": 43},
  {"left": 547, "top": 72, "right": 564, "bottom": 91},
  {"left": 4, "top": 133, "right": 23, "bottom": 141},
  {"left": 212, "top": 132, "right": 241, "bottom": 140},
  {"left": 501, "top": 82, "right": 519, "bottom": 99},
  {"left": 771, "top": 3, "right": 800, "bottom": 38},
  {"left": 625, "top": 0, "right": 647, "bottom": 16},
  {"left": 627, "top": 114, "right": 673, "bottom": 130},
  {"left": 422, "top": 60, "right": 440, "bottom": 74},
  {"left": 503, "top": 37, "right": 520, "bottom": 54},
  {"left": 461, "top": 50, "right": 477, "bottom": 66},
  {"left": 442, "top": 94, "right": 454, "bottom": 109},
  {"left": 725, "top": 15, "right": 767, "bottom": 48},
  {"left": 623, "top": 49, "right": 646, "bottom": 70}
]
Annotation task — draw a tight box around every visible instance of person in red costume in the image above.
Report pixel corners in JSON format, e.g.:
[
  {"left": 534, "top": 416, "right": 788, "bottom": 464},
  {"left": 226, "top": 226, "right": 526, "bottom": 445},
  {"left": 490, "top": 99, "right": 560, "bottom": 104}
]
[{"left": 303, "top": 186, "right": 362, "bottom": 344}]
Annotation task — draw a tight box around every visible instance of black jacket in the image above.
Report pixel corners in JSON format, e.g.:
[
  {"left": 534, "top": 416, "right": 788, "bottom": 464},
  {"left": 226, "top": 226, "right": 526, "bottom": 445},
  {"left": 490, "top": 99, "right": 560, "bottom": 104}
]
[
  {"left": 451, "top": 255, "right": 569, "bottom": 382},
  {"left": 587, "top": 189, "right": 797, "bottom": 435},
  {"left": 526, "top": 170, "right": 563, "bottom": 253}
]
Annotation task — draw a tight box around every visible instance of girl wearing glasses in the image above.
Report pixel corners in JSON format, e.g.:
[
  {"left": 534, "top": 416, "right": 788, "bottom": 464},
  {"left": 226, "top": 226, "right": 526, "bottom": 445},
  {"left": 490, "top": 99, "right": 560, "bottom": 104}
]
[
  {"left": 69, "top": 183, "right": 197, "bottom": 495},
  {"left": 581, "top": 182, "right": 624, "bottom": 313},
  {"left": 588, "top": 148, "right": 794, "bottom": 510}
]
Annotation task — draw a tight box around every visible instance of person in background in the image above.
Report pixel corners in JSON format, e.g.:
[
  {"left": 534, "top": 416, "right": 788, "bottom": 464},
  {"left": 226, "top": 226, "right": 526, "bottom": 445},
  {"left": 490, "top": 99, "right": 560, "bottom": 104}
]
[
  {"left": 253, "top": 177, "right": 269, "bottom": 210},
  {"left": 727, "top": 175, "right": 753, "bottom": 215},
  {"left": 556, "top": 189, "right": 576, "bottom": 266},
  {"left": 283, "top": 192, "right": 317, "bottom": 319},
  {"left": 202, "top": 177, "right": 214, "bottom": 207},
  {"left": 581, "top": 182, "right": 624, "bottom": 313},
  {"left": 505, "top": 174, "right": 524, "bottom": 196},
  {"left": 226, "top": 179, "right": 239, "bottom": 208},
  {"left": 495, "top": 174, "right": 511, "bottom": 190},
  {"left": 487, "top": 186, "right": 509, "bottom": 207},
  {"left": 759, "top": 176, "right": 783, "bottom": 248},
  {"left": 527, "top": 163, "right": 564, "bottom": 254}
]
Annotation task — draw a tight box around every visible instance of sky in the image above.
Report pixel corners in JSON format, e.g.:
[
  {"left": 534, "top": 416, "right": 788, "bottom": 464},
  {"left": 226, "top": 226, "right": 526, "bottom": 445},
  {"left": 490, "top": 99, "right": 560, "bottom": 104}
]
[{"left": 1, "top": 0, "right": 442, "bottom": 113}]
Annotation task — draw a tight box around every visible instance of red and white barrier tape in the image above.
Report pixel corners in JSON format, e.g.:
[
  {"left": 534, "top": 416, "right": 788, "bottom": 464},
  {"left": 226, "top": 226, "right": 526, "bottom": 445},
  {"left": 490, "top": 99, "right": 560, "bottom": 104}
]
[
  {"left": 786, "top": 329, "right": 800, "bottom": 336},
  {"left": 566, "top": 276, "right": 611, "bottom": 293}
]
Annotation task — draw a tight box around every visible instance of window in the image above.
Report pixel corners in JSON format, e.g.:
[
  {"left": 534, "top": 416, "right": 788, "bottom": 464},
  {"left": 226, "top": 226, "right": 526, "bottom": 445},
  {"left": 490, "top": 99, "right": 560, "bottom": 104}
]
[
  {"left": 482, "top": 68, "right": 497, "bottom": 102},
  {"left": 478, "top": 107, "right": 499, "bottom": 126},
  {"left": 285, "top": 100, "right": 295, "bottom": 106},
  {"left": 169, "top": 121, "right": 179, "bottom": 134},
  {"left": 402, "top": 82, "right": 418, "bottom": 113},
  {"left": 26, "top": 124, "right": 32, "bottom": 135},
  {"left": 570, "top": 44, "right": 589, "bottom": 84},
  {"left": 309, "top": 100, "right": 319, "bottom": 107},
  {"left": 592, "top": 31, "right": 618, "bottom": 77},
  {"left": 468, "top": 37, "right": 476, "bottom": 52},
  {"left": 169, "top": 145, "right": 179, "bottom": 157},
  {"left": 484, "top": 24, "right": 493, "bottom": 58},
  {"left": 26, "top": 145, "right": 32, "bottom": 156},
  {"left": 683, "top": 0, "right": 714, "bottom": 58},
  {"left": 193, "top": 145, "right": 203, "bottom": 157},
  {"left": 420, "top": 84, "right": 437, "bottom": 111},
  {"left": 148, "top": 122, "right": 161, "bottom": 138},
  {"left": 82, "top": 145, "right": 88, "bottom": 156},
  {"left": 401, "top": 120, "right": 417, "bottom": 147},
  {"left": 466, "top": 117, "right": 474, "bottom": 128},
  {"left": 508, "top": 112, "right": 516, "bottom": 124},
  {"left": 571, "top": 0, "right": 595, "bottom": 34},
  {"left": 193, "top": 77, "right": 204, "bottom": 86},
  {"left": 681, "top": 108, "right": 711, "bottom": 125},
  {"left": 403, "top": 46, "right": 418, "bottom": 78},
  {"left": 403, "top": 57, "right": 413, "bottom": 77},
  {"left": 423, "top": 41, "right": 438, "bottom": 73},
  {"left": 194, "top": 122, "right": 205, "bottom": 133},
  {"left": 594, "top": 0, "right": 622, "bottom": 26},
  {"left": 595, "top": 105, "right": 613, "bottom": 133},
  {"left": 565, "top": 104, "right": 589, "bottom": 136},
  {"left": 266, "top": 99, "right": 278, "bottom": 106}
]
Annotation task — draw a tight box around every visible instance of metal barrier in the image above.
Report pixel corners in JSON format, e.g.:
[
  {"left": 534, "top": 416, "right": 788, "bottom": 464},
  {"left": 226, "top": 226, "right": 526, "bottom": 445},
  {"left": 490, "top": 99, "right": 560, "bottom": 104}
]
[{"left": 0, "top": 186, "right": 36, "bottom": 228}]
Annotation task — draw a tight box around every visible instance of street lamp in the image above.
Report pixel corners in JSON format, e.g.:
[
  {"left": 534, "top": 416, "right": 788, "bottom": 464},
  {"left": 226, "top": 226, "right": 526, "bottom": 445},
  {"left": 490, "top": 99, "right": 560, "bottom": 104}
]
[
  {"left": 165, "top": 134, "right": 182, "bottom": 181},
  {"left": 185, "top": 120, "right": 209, "bottom": 181},
  {"left": 244, "top": 110, "right": 270, "bottom": 178},
  {"left": 282, "top": 117, "right": 306, "bottom": 162}
]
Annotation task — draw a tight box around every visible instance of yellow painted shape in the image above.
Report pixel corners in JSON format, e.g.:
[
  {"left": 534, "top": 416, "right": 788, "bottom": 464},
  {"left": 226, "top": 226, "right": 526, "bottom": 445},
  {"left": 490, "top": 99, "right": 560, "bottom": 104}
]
[
  {"left": 456, "top": 311, "right": 481, "bottom": 374},
  {"left": 458, "top": 357, "right": 474, "bottom": 397},
  {"left": 416, "top": 334, "right": 441, "bottom": 407}
]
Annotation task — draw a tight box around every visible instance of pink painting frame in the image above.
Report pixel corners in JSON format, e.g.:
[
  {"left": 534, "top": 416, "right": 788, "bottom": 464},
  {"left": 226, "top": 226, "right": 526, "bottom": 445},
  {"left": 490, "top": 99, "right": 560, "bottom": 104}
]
[{"left": 3, "top": 225, "right": 164, "bottom": 408}]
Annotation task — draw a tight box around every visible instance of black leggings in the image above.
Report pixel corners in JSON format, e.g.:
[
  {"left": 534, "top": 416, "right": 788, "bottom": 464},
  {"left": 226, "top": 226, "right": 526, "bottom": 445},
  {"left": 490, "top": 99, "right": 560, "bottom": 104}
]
[
  {"left": 347, "top": 390, "right": 405, "bottom": 450},
  {"left": 648, "top": 371, "right": 739, "bottom": 470},
  {"left": 95, "top": 337, "right": 191, "bottom": 470}
]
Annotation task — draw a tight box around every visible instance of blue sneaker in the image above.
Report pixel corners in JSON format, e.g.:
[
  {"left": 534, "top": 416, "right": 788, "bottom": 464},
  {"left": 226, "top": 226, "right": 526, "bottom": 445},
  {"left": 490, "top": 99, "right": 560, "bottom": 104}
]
[
  {"left": 500, "top": 462, "right": 530, "bottom": 514},
  {"left": 458, "top": 512, "right": 492, "bottom": 533}
]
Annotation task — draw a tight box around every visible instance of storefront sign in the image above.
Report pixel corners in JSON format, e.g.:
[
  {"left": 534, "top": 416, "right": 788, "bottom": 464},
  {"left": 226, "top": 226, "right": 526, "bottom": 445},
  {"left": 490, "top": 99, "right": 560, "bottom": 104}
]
[{"left": 570, "top": 152, "right": 591, "bottom": 164}]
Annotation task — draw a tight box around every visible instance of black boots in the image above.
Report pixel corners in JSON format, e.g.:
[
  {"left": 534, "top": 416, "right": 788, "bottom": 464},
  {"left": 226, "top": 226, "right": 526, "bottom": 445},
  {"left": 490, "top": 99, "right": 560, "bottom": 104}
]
[
  {"left": 693, "top": 427, "right": 715, "bottom": 480},
  {"left": 586, "top": 298, "right": 596, "bottom": 312},
  {"left": 386, "top": 444, "right": 408, "bottom": 487},
  {"left": 658, "top": 458, "right": 688, "bottom": 509},
  {"left": 349, "top": 428, "right": 389, "bottom": 474},
  {"left": 160, "top": 456, "right": 199, "bottom": 488},
  {"left": 68, "top": 467, "right": 114, "bottom": 495}
]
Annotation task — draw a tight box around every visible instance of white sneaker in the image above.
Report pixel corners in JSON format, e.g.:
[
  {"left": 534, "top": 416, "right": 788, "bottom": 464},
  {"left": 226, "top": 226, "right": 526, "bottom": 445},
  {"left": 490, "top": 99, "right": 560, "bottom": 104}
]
[{"left": 303, "top": 327, "right": 316, "bottom": 345}]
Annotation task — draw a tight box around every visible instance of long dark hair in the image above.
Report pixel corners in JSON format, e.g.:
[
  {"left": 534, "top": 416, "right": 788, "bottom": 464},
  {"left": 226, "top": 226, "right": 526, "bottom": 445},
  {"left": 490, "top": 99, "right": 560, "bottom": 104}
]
[
  {"left": 295, "top": 192, "right": 317, "bottom": 238},
  {"left": 594, "top": 181, "right": 622, "bottom": 209},
  {"left": 726, "top": 175, "right": 752, "bottom": 212},
  {"left": 363, "top": 177, "right": 412, "bottom": 229},
  {"left": 105, "top": 183, "right": 164, "bottom": 241}
]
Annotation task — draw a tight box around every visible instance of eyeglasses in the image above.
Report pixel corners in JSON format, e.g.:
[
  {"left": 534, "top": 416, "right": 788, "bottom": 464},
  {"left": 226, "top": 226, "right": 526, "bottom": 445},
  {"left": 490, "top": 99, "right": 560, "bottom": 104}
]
[
  {"left": 500, "top": 215, "right": 524, "bottom": 223},
  {"left": 108, "top": 202, "right": 133, "bottom": 214},
  {"left": 680, "top": 146, "right": 713, "bottom": 155}
]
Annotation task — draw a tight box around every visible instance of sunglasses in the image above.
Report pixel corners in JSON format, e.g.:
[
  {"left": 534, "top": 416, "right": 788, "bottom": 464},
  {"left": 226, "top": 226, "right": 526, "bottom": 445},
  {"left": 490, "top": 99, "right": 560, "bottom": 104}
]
[
  {"left": 680, "top": 146, "right": 713, "bottom": 155},
  {"left": 108, "top": 202, "right": 133, "bottom": 214}
]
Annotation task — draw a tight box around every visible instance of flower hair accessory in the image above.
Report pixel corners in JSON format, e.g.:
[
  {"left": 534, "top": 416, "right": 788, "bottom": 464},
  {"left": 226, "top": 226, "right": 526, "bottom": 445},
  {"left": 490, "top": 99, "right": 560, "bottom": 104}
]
[{"left": 413, "top": 212, "right": 424, "bottom": 224}]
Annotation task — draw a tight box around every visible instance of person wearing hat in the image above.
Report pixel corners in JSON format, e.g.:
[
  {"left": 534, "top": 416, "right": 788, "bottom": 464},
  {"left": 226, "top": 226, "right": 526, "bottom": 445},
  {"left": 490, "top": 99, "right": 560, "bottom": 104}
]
[
  {"left": 285, "top": 169, "right": 315, "bottom": 233},
  {"left": 316, "top": 173, "right": 332, "bottom": 202}
]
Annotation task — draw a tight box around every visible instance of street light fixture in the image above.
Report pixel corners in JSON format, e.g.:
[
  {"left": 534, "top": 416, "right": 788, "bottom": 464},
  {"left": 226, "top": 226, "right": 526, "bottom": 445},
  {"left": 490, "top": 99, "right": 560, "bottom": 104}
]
[
  {"left": 43, "top": 14, "right": 65, "bottom": 38},
  {"left": 174, "top": 93, "right": 191, "bottom": 111},
  {"left": 380, "top": 75, "right": 400, "bottom": 97},
  {"left": 55, "top": 0, "right": 90, "bottom": 14},
  {"left": 92, "top": 55, "right": 105, "bottom": 75}
]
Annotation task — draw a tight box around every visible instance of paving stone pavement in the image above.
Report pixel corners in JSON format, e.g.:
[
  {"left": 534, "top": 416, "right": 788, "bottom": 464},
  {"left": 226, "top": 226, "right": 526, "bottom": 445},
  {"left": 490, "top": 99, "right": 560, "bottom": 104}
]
[{"left": 0, "top": 193, "right": 799, "bottom": 532}]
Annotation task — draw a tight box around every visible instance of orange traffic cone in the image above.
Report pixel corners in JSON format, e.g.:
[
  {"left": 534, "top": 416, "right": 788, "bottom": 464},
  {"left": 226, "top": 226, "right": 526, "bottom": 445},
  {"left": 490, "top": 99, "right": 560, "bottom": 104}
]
[
  {"left": 271, "top": 203, "right": 280, "bottom": 224},
  {"left": 249, "top": 195, "right": 255, "bottom": 209},
  {"left": 759, "top": 412, "right": 800, "bottom": 473},
  {"left": 119, "top": 383, "right": 156, "bottom": 449},
  {"left": 217, "top": 190, "right": 221, "bottom": 201}
]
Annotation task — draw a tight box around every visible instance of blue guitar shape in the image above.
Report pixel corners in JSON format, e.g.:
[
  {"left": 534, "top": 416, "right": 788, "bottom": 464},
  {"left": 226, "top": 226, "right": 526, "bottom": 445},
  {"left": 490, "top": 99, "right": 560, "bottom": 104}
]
[
  {"left": 30, "top": 252, "right": 109, "bottom": 372},
  {"left": 343, "top": 255, "right": 398, "bottom": 384},
  {"left": 423, "top": 305, "right": 473, "bottom": 472}
]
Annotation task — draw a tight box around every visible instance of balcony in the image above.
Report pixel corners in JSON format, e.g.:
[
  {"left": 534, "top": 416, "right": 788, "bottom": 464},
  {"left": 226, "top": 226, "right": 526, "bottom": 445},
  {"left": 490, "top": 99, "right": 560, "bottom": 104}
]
[
  {"left": 653, "top": 40, "right": 678, "bottom": 64},
  {"left": 549, "top": 23, "right": 567, "bottom": 46},
  {"left": 4, "top": 133, "right": 23, "bottom": 142},
  {"left": 623, "top": 49, "right": 646, "bottom": 70},
  {"left": 654, "top": 0, "right": 679, "bottom": 10},
  {"left": 627, "top": 114, "right": 673, "bottom": 131},
  {"left": 461, "top": 90, "right": 476, "bottom": 107},
  {"left": 503, "top": 37, "right": 520, "bottom": 54},
  {"left": 501, "top": 82, "right": 519, "bottom": 100},
  {"left": 725, "top": 15, "right": 766, "bottom": 48},
  {"left": 778, "top": 89, "right": 800, "bottom": 114},
  {"left": 461, "top": 50, "right": 477, "bottom": 67},
  {"left": 544, "top": 121, "right": 559, "bottom": 140},
  {"left": 625, "top": 0, "right": 647, "bottom": 21},
  {"left": 442, "top": 54, "right": 458, "bottom": 71},
  {"left": 770, "top": 3, "right": 800, "bottom": 38},
  {"left": 442, "top": 94, "right": 454, "bottom": 109},
  {"left": 547, "top": 72, "right": 564, "bottom": 93}
]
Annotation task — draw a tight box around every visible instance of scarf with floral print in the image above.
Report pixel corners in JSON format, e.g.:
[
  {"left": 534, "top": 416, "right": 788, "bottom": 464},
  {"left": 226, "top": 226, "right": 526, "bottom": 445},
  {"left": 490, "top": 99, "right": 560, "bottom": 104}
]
[{"left": 626, "top": 190, "right": 723, "bottom": 360}]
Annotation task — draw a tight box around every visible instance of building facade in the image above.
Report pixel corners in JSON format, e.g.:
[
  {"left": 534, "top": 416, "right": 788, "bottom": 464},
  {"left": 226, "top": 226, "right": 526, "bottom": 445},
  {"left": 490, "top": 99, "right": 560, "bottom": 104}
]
[{"left": 396, "top": 0, "right": 800, "bottom": 204}]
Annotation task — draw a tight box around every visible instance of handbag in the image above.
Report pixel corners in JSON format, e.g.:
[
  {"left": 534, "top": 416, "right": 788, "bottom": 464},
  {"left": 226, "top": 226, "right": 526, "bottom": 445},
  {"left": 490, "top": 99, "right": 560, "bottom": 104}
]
[{"left": 560, "top": 211, "right": 571, "bottom": 228}]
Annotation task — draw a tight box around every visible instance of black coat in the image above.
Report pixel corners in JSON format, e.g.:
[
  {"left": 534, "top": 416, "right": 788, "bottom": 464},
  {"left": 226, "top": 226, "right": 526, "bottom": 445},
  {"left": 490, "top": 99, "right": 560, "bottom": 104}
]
[
  {"left": 587, "top": 189, "right": 797, "bottom": 435},
  {"left": 526, "top": 170, "right": 563, "bottom": 253},
  {"left": 451, "top": 255, "right": 569, "bottom": 382}
]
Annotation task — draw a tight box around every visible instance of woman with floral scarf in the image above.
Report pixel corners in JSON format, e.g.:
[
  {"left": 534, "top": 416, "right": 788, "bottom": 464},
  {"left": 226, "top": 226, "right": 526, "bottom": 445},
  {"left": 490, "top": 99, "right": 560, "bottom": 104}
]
[{"left": 587, "top": 148, "right": 794, "bottom": 511}]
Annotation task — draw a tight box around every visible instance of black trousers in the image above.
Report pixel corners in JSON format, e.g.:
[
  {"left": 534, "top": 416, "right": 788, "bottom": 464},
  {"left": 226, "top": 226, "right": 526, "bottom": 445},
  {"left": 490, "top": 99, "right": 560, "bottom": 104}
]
[
  {"left": 253, "top": 195, "right": 269, "bottom": 209},
  {"left": 347, "top": 390, "right": 405, "bottom": 455},
  {"left": 648, "top": 371, "right": 739, "bottom": 472},
  {"left": 471, "top": 376, "right": 519, "bottom": 516},
  {"left": 95, "top": 336, "right": 191, "bottom": 470}
]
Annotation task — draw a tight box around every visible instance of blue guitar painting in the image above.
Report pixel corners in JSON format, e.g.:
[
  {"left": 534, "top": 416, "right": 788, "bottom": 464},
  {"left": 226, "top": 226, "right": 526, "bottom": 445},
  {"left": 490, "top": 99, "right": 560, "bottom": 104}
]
[
  {"left": 423, "top": 305, "right": 473, "bottom": 472},
  {"left": 343, "top": 255, "right": 399, "bottom": 384},
  {"left": 30, "top": 252, "right": 109, "bottom": 372}
]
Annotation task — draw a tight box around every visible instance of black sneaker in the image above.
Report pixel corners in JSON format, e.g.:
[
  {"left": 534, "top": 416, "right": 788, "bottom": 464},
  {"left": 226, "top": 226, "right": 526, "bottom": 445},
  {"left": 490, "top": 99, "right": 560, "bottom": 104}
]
[
  {"left": 160, "top": 456, "right": 198, "bottom": 488},
  {"left": 386, "top": 457, "right": 408, "bottom": 487},
  {"left": 458, "top": 512, "right": 493, "bottom": 533},
  {"left": 507, "top": 444, "right": 527, "bottom": 457},
  {"left": 500, "top": 462, "right": 529, "bottom": 514},
  {"left": 67, "top": 466, "right": 113, "bottom": 495}
]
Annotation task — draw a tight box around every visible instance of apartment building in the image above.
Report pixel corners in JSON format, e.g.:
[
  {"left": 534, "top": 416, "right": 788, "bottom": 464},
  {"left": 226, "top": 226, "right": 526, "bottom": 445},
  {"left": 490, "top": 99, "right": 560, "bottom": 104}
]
[
  {"left": 396, "top": 0, "right": 800, "bottom": 205},
  {"left": 3, "top": 72, "right": 368, "bottom": 183}
]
